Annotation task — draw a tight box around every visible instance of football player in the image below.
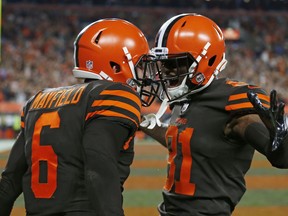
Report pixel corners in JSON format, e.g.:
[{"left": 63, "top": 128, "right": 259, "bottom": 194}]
[
  {"left": 0, "top": 18, "right": 158, "bottom": 216},
  {"left": 140, "top": 13, "right": 288, "bottom": 216}
]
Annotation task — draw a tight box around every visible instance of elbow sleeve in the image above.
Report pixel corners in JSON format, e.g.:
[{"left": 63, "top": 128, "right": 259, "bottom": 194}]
[
  {"left": 244, "top": 122, "right": 270, "bottom": 155},
  {"left": 245, "top": 123, "right": 288, "bottom": 168}
]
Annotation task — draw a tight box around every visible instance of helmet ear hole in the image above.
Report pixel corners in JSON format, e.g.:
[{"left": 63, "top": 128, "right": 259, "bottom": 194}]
[
  {"left": 95, "top": 31, "right": 103, "bottom": 44},
  {"left": 110, "top": 61, "right": 121, "bottom": 73},
  {"left": 181, "top": 21, "right": 187, "bottom": 27},
  {"left": 208, "top": 55, "right": 216, "bottom": 66}
]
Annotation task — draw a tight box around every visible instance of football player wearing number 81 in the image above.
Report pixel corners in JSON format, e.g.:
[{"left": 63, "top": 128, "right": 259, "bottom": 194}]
[{"left": 140, "top": 13, "right": 288, "bottom": 216}]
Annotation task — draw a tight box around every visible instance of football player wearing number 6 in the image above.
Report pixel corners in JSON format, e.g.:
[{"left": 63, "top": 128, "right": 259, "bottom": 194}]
[
  {"left": 0, "top": 18, "right": 158, "bottom": 216},
  {"left": 140, "top": 13, "right": 288, "bottom": 216}
]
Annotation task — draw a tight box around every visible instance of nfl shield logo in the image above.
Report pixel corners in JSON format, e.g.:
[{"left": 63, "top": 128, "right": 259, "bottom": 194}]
[{"left": 86, "top": 60, "right": 93, "bottom": 70}]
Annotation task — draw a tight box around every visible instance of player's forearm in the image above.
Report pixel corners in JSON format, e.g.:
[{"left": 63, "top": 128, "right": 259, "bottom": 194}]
[
  {"left": 226, "top": 115, "right": 288, "bottom": 168},
  {"left": 244, "top": 122, "right": 270, "bottom": 155},
  {"left": 244, "top": 122, "right": 288, "bottom": 168},
  {"left": 85, "top": 150, "right": 124, "bottom": 216},
  {"left": 0, "top": 176, "right": 17, "bottom": 216},
  {"left": 225, "top": 115, "right": 269, "bottom": 155},
  {"left": 140, "top": 125, "right": 167, "bottom": 147},
  {"left": 0, "top": 198, "right": 13, "bottom": 216},
  {"left": 0, "top": 132, "right": 26, "bottom": 215}
]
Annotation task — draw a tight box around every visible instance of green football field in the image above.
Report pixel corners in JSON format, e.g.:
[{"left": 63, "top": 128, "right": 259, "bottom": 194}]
[{"left": 1, "top": 139, "right": 288, "bottom": 216}]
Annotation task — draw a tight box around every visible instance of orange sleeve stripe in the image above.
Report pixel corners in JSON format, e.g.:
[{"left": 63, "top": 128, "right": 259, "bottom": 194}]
[
  {"left": 257, "top": 94, "right": 270, "bottom": 102},
  {"left": 228, "top": 93, "right": 248, "bottom": 101},
  {"left": 123, "top": 135, "right": 134, "bottom": 150},
  {"left": 92, "top": 100, "right": 139, "bottom": 118},
  {"left": 21, "top": 121, "right": 25, "bottom": 128},
  {"left": 86, "top": 110, "right": 140, "bottom": 127},
  {"left": 100, "top": 90, "right": 141, "bottom": 108},
  {"left": 225, "top": 102, "right": 270, "bottom": 111},
  {"left": 228, "top": 93, "right": 270, "bottom": 103}
]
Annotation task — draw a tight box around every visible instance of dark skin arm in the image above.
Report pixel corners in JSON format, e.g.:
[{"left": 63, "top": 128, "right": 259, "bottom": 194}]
[
  {"left": 140, "top": 124, "right": 168, "bottom": 147},
  {"left": 224, "top": 114, "right": 269, "bottom": 155}
]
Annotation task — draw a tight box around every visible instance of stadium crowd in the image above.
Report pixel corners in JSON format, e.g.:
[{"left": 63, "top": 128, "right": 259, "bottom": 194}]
[
  {"left": 6, "top": 0, "right": 288, "bottom": 11},
  {"left": 1, "top": 2, "right": 288, "bottom": 138}
]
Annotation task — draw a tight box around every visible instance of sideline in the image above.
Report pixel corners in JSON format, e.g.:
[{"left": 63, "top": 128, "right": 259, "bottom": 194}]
[{"left": 0, "top": 139, "right": 14, "bottom": 153}]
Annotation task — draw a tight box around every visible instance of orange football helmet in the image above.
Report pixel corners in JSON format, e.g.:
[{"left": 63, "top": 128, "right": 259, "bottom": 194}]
[
  {"left": 73, "top": 18, "right": 159, "bottom": 106},
  {"left": 152, "top": 13, "right": 228, "bottom": 102}
]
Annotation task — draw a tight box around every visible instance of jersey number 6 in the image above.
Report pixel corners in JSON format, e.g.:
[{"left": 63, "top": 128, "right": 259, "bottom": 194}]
[{"left": 31, "top": 111, "right": 59, "bottom": 198}]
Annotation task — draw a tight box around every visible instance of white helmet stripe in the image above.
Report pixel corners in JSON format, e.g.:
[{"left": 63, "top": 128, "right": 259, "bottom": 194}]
[
  {"left": 155, "top": 13, "right": 189, "bottom": 48},
  {"left": 123, "top": 46, "right": 137, "bottom": 80}
]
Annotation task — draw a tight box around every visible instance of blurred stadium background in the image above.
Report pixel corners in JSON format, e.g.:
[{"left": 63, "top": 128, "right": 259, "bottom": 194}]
[{"left": 1, "top": 0, "right": 288, "bottom": 215}]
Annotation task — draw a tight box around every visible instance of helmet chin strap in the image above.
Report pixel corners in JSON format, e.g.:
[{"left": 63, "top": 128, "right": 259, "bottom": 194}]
[
  {"left": 188, "top": 73, "right": 215, "bottom": 95},
  {"left": 167, "top": 76, "right": 189, "bottom": 100},
  {"left": 216, "top": 53, "right": 228, "bottom": 73},
  {"left": 166, "top": 73, "right": 214, "bottom": 103}
]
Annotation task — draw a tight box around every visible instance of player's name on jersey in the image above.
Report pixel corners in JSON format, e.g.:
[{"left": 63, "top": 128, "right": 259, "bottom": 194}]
[{"left": 30, "top": 85, "right": 87, "bottom": 110}]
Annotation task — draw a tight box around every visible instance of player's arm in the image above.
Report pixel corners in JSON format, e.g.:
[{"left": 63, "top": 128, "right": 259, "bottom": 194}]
[
  {"left": 225, "top": 113, "right": 288, "bottom": 168},
  {"left": 83, "top": 119, "right": 130, "bottom": 216},
  {"left": 118, "top": 139, "right": 134, "bottom": 188},
  {"left": 84, "top": 82, "right": 140, "bottom": 215},
  {"left": 247, "top": 89, "right": 288, "bottom": 168},
  {"left": 139, "top": 99, "right": 170, "bottom": 147},
  {"left": 225, "top": 113, "right": 270, "bottom": 155},
  {"left": 140, "top": 122, "right": 168, "bottom": 147},
  {"left": 225, "top": 89, "right": 288, "bottom": 168},
  {"left": 0, "top": 131, "right": 27, "bottom": 216}
]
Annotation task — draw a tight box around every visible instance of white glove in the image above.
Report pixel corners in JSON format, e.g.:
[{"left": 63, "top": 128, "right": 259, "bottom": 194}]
[
  {"left": 140, "top": 99, "right": 169, "bottom": 130},
  {"left": 140, "top": 113, "right": 162, "bottom": 129}
]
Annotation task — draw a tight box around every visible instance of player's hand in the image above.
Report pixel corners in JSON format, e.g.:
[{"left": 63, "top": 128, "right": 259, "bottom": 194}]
[
  {"left": 140, "top": 99, "right": 168, "bottom": 130},
  {"left": 140, "top": 114, "right": 162, "bottom": 129},
  {"left": 247, "top": 89, "right": 287, "bottom": 151}
]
